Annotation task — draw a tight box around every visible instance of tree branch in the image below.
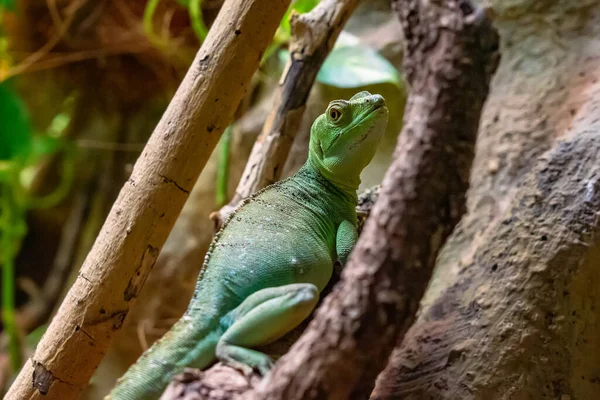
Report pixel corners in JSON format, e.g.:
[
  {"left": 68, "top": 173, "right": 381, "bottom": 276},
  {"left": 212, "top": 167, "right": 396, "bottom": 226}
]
[
  {"left": 211, "top": 0, "right": 360, "bottom": 229},
  {"left": 4, "top": 1, "right": 291, "bottom": 398},
  {"left": 244, "top": 1, "right": 500, "bottom": 399}
]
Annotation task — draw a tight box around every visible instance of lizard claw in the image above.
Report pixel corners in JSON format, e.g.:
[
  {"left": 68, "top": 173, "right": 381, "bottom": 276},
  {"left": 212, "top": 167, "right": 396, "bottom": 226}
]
[
  {"left": 225, "top": 355, "right": 274, "bottom": 377},
  {"left": 254, "top": 356, "right": 274, "bottom": 376},
  {"left": 226, "top": 360, "right": 255, "bottom": 377}
]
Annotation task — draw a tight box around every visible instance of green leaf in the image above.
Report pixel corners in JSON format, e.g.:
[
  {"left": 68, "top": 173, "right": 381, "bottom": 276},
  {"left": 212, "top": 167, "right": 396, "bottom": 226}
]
[
  {"left": 291, "top": 0, "right": 320, "bottom": 13},
  {"left": 48, "top": 112, "right": 70, "bottom": 137},
  {"left": 317, "top": 45, "right": 402, "bottom": 89},
  {"left": 334, "top": 31, "right": 360, "bottom": 48},
  {"left": 189, "top": 0, "right": 208, "bottom": 41},
  {"left": 0, "top": 0, "right": 15, "bottom": 11},
  {"left": 0, "top": 81, "right": 32, "bottom": 161}
]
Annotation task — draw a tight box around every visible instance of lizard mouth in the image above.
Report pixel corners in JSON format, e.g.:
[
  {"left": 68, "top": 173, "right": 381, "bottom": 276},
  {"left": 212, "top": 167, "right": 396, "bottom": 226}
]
[{"left": 350, "top": 95, "right": 387, "bottom": 127}]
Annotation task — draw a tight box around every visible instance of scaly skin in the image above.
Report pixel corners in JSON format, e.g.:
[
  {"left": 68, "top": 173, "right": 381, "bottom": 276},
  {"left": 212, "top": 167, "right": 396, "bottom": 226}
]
[{"left": 107, "top": 91, "right": 388, "bottom": 399}]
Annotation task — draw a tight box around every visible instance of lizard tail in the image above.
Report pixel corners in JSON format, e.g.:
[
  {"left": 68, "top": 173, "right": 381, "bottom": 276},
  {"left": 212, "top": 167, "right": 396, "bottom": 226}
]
[{"left": 106, "top": 314, "right": 221, "bottom": 400}]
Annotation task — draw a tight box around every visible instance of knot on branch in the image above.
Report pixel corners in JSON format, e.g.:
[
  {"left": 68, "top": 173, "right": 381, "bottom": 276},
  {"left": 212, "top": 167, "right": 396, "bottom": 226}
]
[
  {"left": 289, "top": 11, "right": 311, "bottom": 54},
  {"left": 289, "top": 0, "right": 349, "bottom": 55}
]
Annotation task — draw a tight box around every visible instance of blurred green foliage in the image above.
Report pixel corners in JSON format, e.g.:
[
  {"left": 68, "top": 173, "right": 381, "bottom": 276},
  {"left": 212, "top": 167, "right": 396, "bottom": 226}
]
[
  {"left": 276, "top": 30, "right": 404, "bottom": 90},
  {"left": 0, "top": 80, "right": 31, "bottom": 371},
  {"left": 0, "top": 81, "right": 32, "bottom": 161},
  {"left": 317, "top": 44, "right": 403, "bottom": 89},
  {"left": 0, "top": 0, "right": 14, "bottom": 11},
  {"left": 0, "top": 79, "right": 74, "bottom": 373}
]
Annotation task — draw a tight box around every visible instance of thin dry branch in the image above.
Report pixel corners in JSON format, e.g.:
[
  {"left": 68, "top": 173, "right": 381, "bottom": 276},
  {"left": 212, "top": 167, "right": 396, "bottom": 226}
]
[
  {"left": 245, "top": 1, "right": 500, "bottom": 399},
  {"left": 211, "top": 0, "right": 360, "bottom": 229},
  {"left": 4, "top": 1, "right": 290, "bottom": 399}
]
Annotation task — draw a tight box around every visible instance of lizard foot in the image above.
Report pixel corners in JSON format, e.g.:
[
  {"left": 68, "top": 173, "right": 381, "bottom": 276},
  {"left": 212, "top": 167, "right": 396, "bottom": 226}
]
[
  {"left": 253, "top": 354, "right": 274, "bottom": 376},
  {"left": 217, "top": 343, "right": 274, "bottom": 377}
]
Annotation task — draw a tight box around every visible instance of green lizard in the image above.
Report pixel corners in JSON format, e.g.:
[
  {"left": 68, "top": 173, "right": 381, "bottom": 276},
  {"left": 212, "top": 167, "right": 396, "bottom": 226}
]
[{"left": 107, "top": 91, "right": 388, "bottom": 399}]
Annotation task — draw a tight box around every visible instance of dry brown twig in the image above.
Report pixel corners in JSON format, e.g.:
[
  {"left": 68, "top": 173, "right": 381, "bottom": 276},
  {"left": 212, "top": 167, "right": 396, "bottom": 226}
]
[
  {"left": 3, "top": 0, "right": 85, "bottom": 79},
  {"left": 4, "top": 1, "right": 291, "bottom": 398}
]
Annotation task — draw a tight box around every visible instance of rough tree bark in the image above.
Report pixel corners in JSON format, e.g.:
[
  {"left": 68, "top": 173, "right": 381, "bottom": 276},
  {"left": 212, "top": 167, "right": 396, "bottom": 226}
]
[
  {"left": 242, "top": 1, "right": 500, "bottom": 399},
  {"left": 212, "top": 0, "right": 360, "bottom": 228},
  {"left": 371, "top": 1, "right": 600, "bottom": 399},
  {"left": 4, "top": 1, "right": 291, "bottom": 399}
]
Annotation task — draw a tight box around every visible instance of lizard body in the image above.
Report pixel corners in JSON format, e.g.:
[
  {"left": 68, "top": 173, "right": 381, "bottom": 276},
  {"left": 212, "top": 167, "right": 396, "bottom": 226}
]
[{"left": 107, "top": 91, "right": 388, "bottom": 399}]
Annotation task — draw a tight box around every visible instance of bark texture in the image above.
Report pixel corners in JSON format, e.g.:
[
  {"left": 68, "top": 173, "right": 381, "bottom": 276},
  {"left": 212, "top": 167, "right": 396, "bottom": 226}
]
[
  {"left": 4, "top": 1, "right": 290, "bottom": 399},
  {"left": 372, "top": 1, "right": 600, "bottom": 399},
  {"left": 213, "top": 0, "right": 360, "bottom": 228},
  {"left": 160, "top": 367, "right": 261, "bottom": 400},
  {"left": 243, "top": 1, "right": 499, "bottom": 399}
]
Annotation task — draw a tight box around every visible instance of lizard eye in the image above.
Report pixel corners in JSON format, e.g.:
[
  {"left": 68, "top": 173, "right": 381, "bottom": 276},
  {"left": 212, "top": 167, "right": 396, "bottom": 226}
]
[{"left": 328, "top": 107, "right": 342, "bottom": 122}]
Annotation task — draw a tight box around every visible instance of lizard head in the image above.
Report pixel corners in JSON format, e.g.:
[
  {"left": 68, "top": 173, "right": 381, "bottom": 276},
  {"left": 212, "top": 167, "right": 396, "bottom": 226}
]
[{"left": 308, "top": 91, "right": 388, "bottom": 193}]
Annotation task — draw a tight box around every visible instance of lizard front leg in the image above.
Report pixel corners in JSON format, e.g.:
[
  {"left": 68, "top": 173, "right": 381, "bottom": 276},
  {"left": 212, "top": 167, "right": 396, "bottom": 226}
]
[
  {"left": 216, "top": 283, "right": 319, "bottom": 375},
  {"left": 336, "top": 219, "right": 358, "bottom": 267}
]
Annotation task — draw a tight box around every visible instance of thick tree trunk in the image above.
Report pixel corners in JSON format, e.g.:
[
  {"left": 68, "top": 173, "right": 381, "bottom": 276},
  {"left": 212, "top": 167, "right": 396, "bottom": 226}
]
[{"left": 372, "top": 1, "right": 600, "bottom": 399}]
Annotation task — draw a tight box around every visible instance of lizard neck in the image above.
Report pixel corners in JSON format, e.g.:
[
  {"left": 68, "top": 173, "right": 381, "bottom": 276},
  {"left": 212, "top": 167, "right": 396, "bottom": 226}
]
[
  {"left": 306, "top": 151, "right": 362, "bottom": 203},
  {"left": 299, "top": 158, "right": 359, "bottom": 206}
]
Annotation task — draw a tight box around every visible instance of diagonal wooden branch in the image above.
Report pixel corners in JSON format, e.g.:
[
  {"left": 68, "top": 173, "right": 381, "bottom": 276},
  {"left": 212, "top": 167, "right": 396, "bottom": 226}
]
[
  {"left": 3, "top": 1, "right": 291, "bottom": 399},
  {"left": 242, "top": 1, "right": 500, "bottom": 399},
  {"left": 211, "top": 0, "right": 360, "bottom": 229}
]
